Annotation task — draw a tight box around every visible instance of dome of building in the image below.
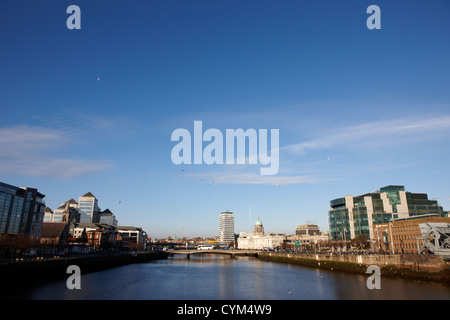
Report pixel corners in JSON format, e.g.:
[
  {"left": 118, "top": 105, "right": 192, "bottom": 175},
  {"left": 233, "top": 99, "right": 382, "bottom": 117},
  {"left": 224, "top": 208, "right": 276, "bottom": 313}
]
[{"left": 253, "top": 217, "right": 264, "bottom": 235}]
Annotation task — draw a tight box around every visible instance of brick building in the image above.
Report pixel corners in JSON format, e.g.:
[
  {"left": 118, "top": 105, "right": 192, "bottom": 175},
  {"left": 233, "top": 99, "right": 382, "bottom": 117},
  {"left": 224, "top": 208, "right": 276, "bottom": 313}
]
[{"left": 373, "top": 214, "right": 450, "bottom": 254}]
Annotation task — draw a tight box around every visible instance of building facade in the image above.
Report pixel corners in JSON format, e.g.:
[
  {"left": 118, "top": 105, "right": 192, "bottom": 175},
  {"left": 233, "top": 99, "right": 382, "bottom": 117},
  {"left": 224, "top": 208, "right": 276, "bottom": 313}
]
[
  {"left": 71, "top": 223, "right": 147, "bottom": 250},
  {"left": 78, "top": 192, "right": 100, "bottom": 223},
  {"left": 238, "top": 217, "right": 285, "bottom": 250},
  {"left": 254, "top": 217, "right": 264, "bottom": 235},
  {"left": 116, "top": 226, "right": 147, "bottom": 249},
  {"left": 238, "top": 232, "right": 285, "bottom": 250},
  {"left": 296, "top": 225, "right": 320, "bottom": 236},
  {"left": 329, "top": 185, "right": 445, "bottom": 241},
  {"left": 0, "top": 182, "right": 46, "bottom": 241},
  {"left": 44, "top": 207, "right": 53, "bottom": 222},
  {"left": 219, "top": 210, "right": 235, "bottom": 246},
  {"left": 98, "top": 208, "right": 118, "bottom": 226},
  {"left": 40, "top": 223, "right": 70, "bottom": 245},
  {"left": 373, "top": 215, "right": 450, "bottom": 254},
  {"left": 52, "top": 199, "right": 79, "bottom": 224}
]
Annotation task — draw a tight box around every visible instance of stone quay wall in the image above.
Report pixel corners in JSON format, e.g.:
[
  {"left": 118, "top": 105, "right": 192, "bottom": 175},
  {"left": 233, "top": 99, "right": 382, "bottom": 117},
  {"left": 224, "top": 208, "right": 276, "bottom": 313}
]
[{"left": 258, "top": 252, "right": 450, "bottom": 285}]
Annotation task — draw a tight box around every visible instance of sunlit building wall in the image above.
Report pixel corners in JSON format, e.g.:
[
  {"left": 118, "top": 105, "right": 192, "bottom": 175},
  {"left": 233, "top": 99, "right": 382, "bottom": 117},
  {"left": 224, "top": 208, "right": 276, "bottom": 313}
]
[
  {"left": 329, "top": 185, "right": 444, "bottom": 241},
  {"left": 219, "top": 210, "right": 235, "bottom": 245}
]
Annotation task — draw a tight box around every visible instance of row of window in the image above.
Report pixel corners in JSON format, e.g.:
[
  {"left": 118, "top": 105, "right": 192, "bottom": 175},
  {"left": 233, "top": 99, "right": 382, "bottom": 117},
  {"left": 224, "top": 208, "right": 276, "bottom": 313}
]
[
  {"left": 394, "top": 243, "right": 417, "bottom": 251},
  {"left": 393, "top": 233, "right": 419, "bottom": 241},
  {"left": 393, "top": 224, "right": 420, "bottom": 232},
  {"left": 0, "top": 193, "right": 13, "bottom": 233},
  {"left": 8, "top": 197, "right": 24, "bottom": 234},
  {"left": 0, "top": 185, "right": 17, "bottom": 195}
]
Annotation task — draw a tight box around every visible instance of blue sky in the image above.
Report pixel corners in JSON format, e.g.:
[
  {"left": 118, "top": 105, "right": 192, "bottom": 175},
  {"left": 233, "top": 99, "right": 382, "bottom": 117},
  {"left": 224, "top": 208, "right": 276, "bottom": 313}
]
[{"left": 1, "top": 1, "right": 450, "bottom": 238}]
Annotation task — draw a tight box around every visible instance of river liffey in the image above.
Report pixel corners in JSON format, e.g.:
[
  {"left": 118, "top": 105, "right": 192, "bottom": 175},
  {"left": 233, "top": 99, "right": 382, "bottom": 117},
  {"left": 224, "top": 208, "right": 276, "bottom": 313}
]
[{"left": 4, "top": 255, "right": 450, "bottom": 300}]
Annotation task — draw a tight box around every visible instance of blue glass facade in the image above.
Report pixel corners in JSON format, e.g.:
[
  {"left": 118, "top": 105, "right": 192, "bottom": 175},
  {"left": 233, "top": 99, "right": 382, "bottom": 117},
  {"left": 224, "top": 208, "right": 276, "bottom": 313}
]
[
  {"left": 78, "top": 193, "right": 99, "bottom": 223},
  {"left": 0, "top": 182, "right": 45, "bottom": 239},
  {"left": 328, "top": 185, "right": 444, "bottom": 241}
]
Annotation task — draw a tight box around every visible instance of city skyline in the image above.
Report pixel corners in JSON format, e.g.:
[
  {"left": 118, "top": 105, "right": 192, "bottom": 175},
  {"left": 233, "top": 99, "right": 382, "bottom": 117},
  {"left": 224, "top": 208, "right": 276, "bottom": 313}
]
[{"left": 1, "top": 1, "right": 450, "bottom": 239}]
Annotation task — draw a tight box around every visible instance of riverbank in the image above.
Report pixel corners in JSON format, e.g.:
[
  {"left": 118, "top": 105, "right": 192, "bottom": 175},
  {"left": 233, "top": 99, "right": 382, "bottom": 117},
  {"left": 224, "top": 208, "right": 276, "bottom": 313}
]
[
  {"left": 0, "top": 251, "right": 168, "bottom": 287},
  {"left": 258, "top": 252, "right": 450, "bottom": 286}
]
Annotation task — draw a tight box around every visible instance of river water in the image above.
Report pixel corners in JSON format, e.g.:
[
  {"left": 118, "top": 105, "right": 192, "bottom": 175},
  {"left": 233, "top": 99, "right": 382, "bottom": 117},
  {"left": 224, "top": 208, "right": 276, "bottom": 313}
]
[{"left": 5, "top": 254, "right": 450, "bottom": 300}]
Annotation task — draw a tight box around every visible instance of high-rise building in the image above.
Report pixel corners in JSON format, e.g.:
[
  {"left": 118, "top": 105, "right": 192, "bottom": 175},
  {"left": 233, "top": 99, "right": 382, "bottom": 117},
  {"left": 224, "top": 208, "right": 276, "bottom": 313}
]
[
  {"left": 78, "top": 192, "right": 100, "bottom": 223},
  {"left": 98, "top": 208, "right": 118, "bottom": 226},
  {"left": 329, "top": 185, "right": 445, "bottom": 241},
  {"left": 219, "top": 210, "right": 235, "bottom": 246},
  {"left": 0, "top": 181, "right": 46, "bottom": 241}
]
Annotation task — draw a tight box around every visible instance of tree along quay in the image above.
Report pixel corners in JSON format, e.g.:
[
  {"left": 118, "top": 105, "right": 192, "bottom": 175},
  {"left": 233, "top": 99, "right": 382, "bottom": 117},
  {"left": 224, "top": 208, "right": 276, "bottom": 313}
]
[
  {"left": 0, "top": 251, "right": 168, "bottom": 287},
  {"left": 257, "top": 252, "right": 450, "bottom": 286}
]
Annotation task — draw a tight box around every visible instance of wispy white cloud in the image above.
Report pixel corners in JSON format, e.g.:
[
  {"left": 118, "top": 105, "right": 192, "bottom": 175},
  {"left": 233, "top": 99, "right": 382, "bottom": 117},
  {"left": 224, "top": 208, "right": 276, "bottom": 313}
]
[
  {"left": 282, "top": 115, "right": 450, "bottom": 155},
  {"left": 0, "top": 126, "right": 113, "bottom": 178},
  {"left": 30, "top": 108, "right": 144, "bottom": 139},
  {"left": 184, "top": 172, "right": 321, "bottom": 185},
  {"left": 179, "top": 114, "right": 450, "bottom": 186}
]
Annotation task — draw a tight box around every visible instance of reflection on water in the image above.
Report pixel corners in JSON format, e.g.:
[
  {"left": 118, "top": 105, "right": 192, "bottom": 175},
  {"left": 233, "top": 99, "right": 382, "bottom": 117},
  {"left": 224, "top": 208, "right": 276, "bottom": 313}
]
[{"left": 4, "top": 254, "right": 450, "bottom": 300}]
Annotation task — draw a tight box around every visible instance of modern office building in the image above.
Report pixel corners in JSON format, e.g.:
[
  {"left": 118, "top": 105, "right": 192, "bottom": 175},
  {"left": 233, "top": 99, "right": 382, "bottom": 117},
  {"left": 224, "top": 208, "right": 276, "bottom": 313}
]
[
  {"left": 78, "top": 192, "right": 100, "bottom": 223},
  {"left": 219, "top": 210, "right": 235, "bottom": 246},
  {"left": 329, "top": 185, "right": 445, "bottom": 241},
  {"left": 288, "top": 224, "right": 328, "bottom": 249},
  {"left": 53, "top": 199, "right": 79, "bottom": 224},
  {"left": 98, "top": 208, "right": 118, "bottom": 226},
  {"left": 296, "top": 225, "right": 320, "bottom": 236},
  {"left": 0, "top": 181, "right": 46, "bottom": 241}
]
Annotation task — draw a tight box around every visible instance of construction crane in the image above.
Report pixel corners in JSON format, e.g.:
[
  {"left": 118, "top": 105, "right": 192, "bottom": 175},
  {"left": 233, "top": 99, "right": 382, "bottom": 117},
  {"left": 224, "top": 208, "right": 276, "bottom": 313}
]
[{"left": 174, "top": 227, "right": 184, "bottom": 241}]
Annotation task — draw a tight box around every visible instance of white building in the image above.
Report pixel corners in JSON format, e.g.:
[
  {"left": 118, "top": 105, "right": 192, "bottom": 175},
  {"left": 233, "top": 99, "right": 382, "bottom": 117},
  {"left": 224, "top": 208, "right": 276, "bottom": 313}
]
[
  {"left": 237, "top": 218, "right": 285, "bottom": 250},
  {"left": 219, "top": 210, "right": 235, "bottom": 246},
  {"left": 238, "top": 232, "right": 285, "bottom": 250}
]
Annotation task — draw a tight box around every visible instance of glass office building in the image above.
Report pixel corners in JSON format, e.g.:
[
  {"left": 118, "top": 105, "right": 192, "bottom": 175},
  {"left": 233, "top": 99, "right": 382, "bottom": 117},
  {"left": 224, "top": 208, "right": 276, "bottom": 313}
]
[
  {"left": 98, "top": 209, "right": 118, "bottom": 226},
  {"left": 329, "top": 185, "right": 444, "bottom": 241},
  {"left": 52, "top": 199, "right": 80, "bottom": 224},
  {"left": 0, "top": 181, "right": 46, "bottom": 240},
  {"left": 78, "top": 192, "right": 99, "bottom": 224}
]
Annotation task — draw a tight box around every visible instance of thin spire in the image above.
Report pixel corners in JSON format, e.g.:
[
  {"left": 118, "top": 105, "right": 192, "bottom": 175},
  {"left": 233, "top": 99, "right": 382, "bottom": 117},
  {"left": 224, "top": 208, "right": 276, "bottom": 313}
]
[{"left": 249, "top": 204, "right": 252, "bottom": 233}]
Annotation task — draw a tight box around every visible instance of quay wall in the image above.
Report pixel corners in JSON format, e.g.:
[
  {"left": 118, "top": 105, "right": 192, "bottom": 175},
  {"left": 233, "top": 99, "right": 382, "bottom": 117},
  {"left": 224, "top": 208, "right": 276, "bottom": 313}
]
[
  {"left": 258, "top": 252, "right": 450, "bottom": 285},
  {"left": 0, "top": 252, "right": 168, "bottom": 286}
]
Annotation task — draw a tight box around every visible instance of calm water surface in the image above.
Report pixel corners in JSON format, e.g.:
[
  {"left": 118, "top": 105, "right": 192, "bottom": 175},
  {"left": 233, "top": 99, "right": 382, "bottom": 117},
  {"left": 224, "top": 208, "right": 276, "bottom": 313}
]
[{"left": 6, "top": 255, "right": 450, "bottom": 300}]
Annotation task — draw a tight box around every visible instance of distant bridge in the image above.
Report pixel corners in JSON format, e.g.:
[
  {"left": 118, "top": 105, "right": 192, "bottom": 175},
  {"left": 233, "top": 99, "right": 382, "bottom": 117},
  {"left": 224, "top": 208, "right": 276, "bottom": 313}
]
[{"left": 167, "top": 249, "right": 258, "bottom": 259}]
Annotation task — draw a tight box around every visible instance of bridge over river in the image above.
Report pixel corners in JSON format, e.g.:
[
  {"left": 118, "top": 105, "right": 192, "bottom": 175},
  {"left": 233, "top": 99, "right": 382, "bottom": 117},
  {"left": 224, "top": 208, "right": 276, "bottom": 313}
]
[{"left": 167, "top": 249, "right": 258, "bottom": 259}]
